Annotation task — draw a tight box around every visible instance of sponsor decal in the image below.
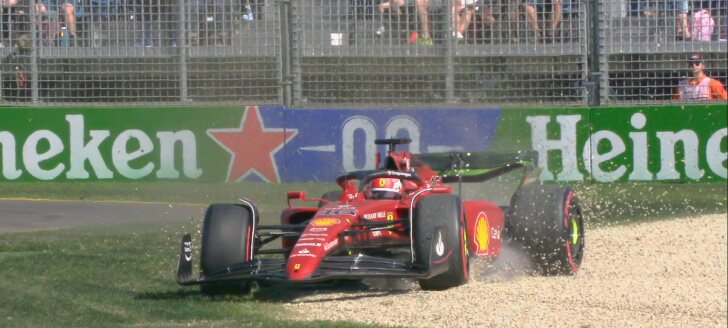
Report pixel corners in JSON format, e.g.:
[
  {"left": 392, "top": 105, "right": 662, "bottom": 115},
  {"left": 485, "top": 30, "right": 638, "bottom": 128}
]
[
  {"left": 296, "top": 243, "right": 321, "bottom": 247},
  {"left": 324, "top": 239, "right": 338, "bottom": 251},
  {"left": 0, "top": 114, "right": 204, "bottom": 181},
  {"left": 474, "top": 212, "right": 489, "bottom": 253},
  {"left": 435, "top": 231, "right": 445, "bottom": 256},
  {"left": 527, "top": 112, "right": 727, "bottom": 182},
  {"left": 311, "top": 218, "right": 340, "bottom": 226},
  {"left": 183, "top": 240, "right": 192, "bottom": 261},
  {"left": 300, "top": 233, "right": 328, "bottom": 237},
  {"left": 321, "top": 208, "right": 356, "bottom": 215},
  {"left": 385, "top": 171, "right": 415, "bottom": 179},
  {"left": 363, "top": 211, "right": 386, "bottom": 220},
  {"left": 294, "top": 263, "right": 301, "bottom": 270},
  {"left": 207, "top": 106, "right": 298, "bottom": 182},
  {"left": 371, "top": 231, "right": 382, "bottom": 237},
  {"left": 282, "top": 108, "right": 500, "bottom": 181},
  {"left": 290, "top": 253, "right": 316, "bottom": 258},
  {"left": 308, "top": 227, "right": 328, "bottom": 232},
  {"left": 386, "top": 212, "right": 394, "bottom": 220},
  {"left": 297, "top": 237, "right": 325, "bottom": 241},
  {"left": 491, "top": 227, "right": 501, "bottom": 240},
  {"left": 290, "top": 247, "right": 317, "bottom": 258}
]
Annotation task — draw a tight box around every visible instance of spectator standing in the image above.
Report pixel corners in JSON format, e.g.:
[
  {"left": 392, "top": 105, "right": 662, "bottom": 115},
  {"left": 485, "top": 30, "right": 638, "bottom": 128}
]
[
  {"left": 673, "top": 0, "right": 690, "bottom": 40},
  {"left": 45, "top": 0, "right": 78, "bottom": 46},
  {"left": 691, "top": 5, "right": 715, "bottom": 41},
  {"left": 674, "top": 54, "right": 728, "bottom": 100},
  {"left": 452, "top": 0, "right": 492, "bottom": 40},
  {"left": 504, "top": 0, "right": 520, "bottom": 43},
  {"left": 374, "top": 0, "right": 404, "bottom": 37},
  {"left": 523, "top": 0, "right": 562, "bottom": 43},
  {"left": 1, "top": 0, "right": 20, "bottom": 47},
  {"left": 414, "top": 0, "right": 434, "bottom": 44},
  {"left": 1, "top": 0, "right": 51, "bottom": 47}
]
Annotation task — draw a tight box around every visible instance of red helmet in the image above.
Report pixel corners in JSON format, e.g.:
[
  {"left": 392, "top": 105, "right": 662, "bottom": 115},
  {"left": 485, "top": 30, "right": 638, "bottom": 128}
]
[{"left": 365, "top": 178, "right": 403, "bottom": 199}]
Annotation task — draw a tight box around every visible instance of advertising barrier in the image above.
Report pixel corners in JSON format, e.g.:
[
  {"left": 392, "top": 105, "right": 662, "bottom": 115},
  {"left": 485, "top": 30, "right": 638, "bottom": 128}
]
[{"left": 0, "top": 104, "right": 725, "bottom": 183}]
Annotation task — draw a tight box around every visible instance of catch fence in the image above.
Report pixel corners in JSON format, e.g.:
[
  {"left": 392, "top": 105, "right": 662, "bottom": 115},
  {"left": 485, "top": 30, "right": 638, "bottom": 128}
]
[{"left": 0, "top": 0, "right": 725, "bottom": 106}]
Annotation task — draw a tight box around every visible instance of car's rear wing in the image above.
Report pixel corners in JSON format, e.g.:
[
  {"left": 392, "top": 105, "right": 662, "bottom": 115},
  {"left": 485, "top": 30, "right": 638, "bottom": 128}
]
[{"left": 413, "top": 150, "right": 540, "bottom": 187}]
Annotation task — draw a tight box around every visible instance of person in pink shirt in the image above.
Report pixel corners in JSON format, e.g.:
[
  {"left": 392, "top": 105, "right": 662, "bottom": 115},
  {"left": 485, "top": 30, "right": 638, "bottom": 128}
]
[{"left": 691, "top": 7, "right": 715, "bottom": 41}]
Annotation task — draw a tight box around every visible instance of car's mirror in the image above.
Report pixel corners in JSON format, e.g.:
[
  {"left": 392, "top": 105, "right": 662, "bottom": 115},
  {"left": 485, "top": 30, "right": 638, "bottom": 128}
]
[
  {"left": 430, "top": 186, "right": 451, "bottom": 193},
  {"left": 287, "top": 191, "right": 306, "bottom": 200}
]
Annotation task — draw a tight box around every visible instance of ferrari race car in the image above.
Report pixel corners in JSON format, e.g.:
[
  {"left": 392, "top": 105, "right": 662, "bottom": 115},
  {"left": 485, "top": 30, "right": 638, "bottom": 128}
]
[{"left": 176, "top": 138, "right": 585, "bottom": 293}]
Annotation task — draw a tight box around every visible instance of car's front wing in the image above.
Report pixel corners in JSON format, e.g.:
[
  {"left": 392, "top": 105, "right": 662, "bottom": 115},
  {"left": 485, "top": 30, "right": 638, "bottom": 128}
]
[{"left": 176, "top": 234, "right": 446, "bottom": 286}]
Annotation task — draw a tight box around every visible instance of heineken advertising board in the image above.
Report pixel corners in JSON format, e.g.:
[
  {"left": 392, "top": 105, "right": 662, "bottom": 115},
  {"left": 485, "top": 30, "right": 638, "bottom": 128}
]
[{"left": 0, "top": 104, "right": 725, "bottom": 183}]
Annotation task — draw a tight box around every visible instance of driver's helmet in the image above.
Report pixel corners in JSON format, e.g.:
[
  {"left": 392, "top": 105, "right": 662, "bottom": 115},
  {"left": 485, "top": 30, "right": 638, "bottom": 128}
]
[{"left": 365, "top": 178, "right": 403, "bottom": 199}]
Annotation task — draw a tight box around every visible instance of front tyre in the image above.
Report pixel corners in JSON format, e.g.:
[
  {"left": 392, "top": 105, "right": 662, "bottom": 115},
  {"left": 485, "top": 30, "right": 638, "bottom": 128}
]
[
  {"left": 414, "top": 194, "right": 469, "bottom": 290},
  {"left": 199, "top": 203, "right": 256, "bottom": 295},
  {"left": 507, "top": 184, "right": 585, "bottom": 275}
]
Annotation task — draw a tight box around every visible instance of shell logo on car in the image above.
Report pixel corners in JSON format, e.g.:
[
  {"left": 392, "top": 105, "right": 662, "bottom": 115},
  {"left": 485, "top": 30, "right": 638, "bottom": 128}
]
[
  {"left": 311, "top": 218, "right": 340, "bottom": 226},
  {"left": 475, "top": 212, "right": 489, "bottom": 254}
]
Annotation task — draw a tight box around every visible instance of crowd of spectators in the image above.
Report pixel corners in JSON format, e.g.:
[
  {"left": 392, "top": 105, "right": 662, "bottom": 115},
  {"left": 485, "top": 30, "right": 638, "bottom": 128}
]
[
  {"left": 1, "top": 0, "right": 726, "bottom": 48},
  {"left": 370, "top": 0, "right": 726, "bottom": 44},
  {"left": 0, "top": 0, "right": 263, "bottom": 48}
]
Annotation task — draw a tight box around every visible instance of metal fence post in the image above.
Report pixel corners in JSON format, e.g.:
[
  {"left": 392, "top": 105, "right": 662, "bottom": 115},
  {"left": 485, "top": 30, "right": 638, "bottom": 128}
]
[
  {"left": 280, "top": 0, "right": 293, "bottom": 108},
  {"left": 178, "top": 0, "right": 189, "bottom": 102},
  {"left": 445, "top": 0, "right": 455, "bottom": 103},
  {"left": 588, "top": 0, "right": 602, "bottom": 107},
  {"left": 288, "top": 0, "right": 301, "bottom": 107},
  {"left": 29, "top": 1, "right": 39, "bottom": 103}
]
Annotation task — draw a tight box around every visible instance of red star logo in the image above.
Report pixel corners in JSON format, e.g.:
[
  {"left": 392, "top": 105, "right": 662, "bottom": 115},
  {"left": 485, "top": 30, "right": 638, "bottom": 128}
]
[{"left": 208, "top": 106, "right": 297, "bottom": 182}]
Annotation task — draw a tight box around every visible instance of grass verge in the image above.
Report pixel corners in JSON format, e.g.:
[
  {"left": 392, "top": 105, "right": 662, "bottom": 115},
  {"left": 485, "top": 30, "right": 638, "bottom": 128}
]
[
  {"left": 0, "top": 221, "right": 392, "bottom": 328},
  {"left": 1, "top": 180, "right": 725, "bottom": 225}
]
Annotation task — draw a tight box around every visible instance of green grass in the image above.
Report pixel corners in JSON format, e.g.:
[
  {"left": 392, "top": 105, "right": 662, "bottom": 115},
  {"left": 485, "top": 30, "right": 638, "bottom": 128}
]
[
  {"left": 576, "top": 182, "right": 727, "bottom": 227},
  {"left": 0, "top": 221, "right": 395, "bottom": 328},
  {"left": 0, "top": 181, "right": 338, "bottom": 225},
  {"left": 0, "top": 182, "right": 397, "bottom": 328},
  {"left": 1, "top": 180, "right": 725, "bottom": 225}
]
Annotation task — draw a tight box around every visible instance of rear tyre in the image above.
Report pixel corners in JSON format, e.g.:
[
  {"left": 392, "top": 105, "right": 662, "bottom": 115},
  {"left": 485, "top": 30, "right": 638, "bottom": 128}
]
[
  {"left": 318, "top": 190, "right": 342, "bottom": 207},
  {"left": 507, "top": 184, "right": 585, "bottom": 275},
  {"left": 414, "top": 194, "right": 469, "bottom": 290},
  {"left": 199, "top": 204, "right": 255, "bottom": 295}
]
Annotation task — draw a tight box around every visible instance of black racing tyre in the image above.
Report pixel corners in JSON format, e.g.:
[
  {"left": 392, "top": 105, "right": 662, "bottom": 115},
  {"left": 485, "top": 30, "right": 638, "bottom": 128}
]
[
  {"left": 414, "top": 194, "right": 469, "bottom": 290},
  {"left": 507, "top": 184, "right": 585, "bottom": 275},
  {"left": 199, "top": 204, "right": 255, "bottom": 295},
  {"left": 318, "top": 190, "right": 342, "bottom": 207}
]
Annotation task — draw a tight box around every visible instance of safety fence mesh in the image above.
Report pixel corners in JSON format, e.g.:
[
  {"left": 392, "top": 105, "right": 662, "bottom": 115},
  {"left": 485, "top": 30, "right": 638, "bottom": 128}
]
[{"left": 0, "top": 0, "right": 725, "bottom": 106}]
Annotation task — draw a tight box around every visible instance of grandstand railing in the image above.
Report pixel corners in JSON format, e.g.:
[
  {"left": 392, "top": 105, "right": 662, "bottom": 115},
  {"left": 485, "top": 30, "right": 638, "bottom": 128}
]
[{"left": 0, "top": 0, "right": 725, "bottom": 106}]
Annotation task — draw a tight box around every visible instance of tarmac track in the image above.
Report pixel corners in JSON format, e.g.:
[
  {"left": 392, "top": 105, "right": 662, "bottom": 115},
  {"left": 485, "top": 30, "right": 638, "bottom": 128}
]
[{"left": 0, "top": 199, "right": 205, "bottom": 232}]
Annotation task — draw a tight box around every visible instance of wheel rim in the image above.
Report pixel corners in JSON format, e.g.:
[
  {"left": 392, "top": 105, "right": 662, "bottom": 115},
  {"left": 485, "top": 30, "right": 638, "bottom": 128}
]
[{"left": 564, "top": 192, "right": 585, "bottom": 272}]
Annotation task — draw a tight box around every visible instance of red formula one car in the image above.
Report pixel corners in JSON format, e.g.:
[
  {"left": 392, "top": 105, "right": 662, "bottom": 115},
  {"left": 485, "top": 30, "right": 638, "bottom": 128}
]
[{"left": 176, "top": 138, "right": 585, "bottom": 293}]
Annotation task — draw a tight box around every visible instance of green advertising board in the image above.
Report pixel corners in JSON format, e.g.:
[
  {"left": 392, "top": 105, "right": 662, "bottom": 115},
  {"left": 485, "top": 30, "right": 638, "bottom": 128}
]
[
  {"left": 0, "top": 104, "right": 725, "bottom": 183},
  {"left": 489, "top": 104, "right": 727, "bottom": 183},
  {"left": 0, "top": 106, "right": 250, "bottom": 182}
]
